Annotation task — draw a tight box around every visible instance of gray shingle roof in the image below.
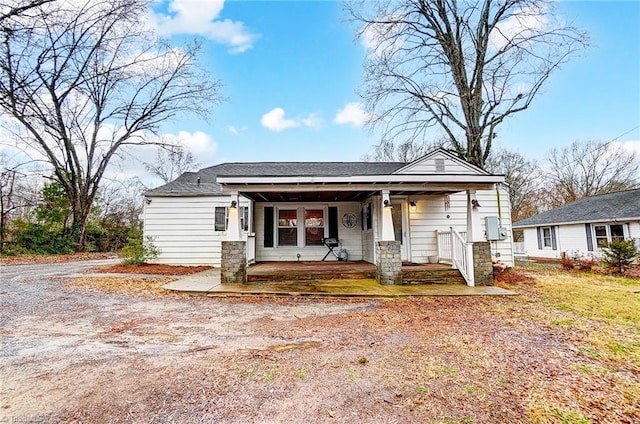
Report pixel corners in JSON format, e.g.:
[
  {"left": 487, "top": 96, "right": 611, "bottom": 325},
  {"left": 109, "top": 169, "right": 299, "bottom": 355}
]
[
  {"left": 145, "top": 161, "right": 405, "bottom": 196},
  {"left": 513, "top": 188, "right": 640, "bottom": 228}
]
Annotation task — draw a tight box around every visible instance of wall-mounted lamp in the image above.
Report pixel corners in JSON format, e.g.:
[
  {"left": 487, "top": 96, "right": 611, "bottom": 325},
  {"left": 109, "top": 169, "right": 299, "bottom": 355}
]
[
  {"left": 230, "top": 200, "right": 237, "bottom": 209},
  {"left": 383, "top": 199, "right": 392, "bottom": 208},
  {"left": 471, "top": 199, "right": 481, "bottom": 208},
  {"left": 409, "top": 201, "right": 417, "bottom": 212},
  {"left": 196, "top": 177, "right": 201, "bottom": 185},
  {"left": 145, "top": 198, "right": 152, "bottom": 205}
]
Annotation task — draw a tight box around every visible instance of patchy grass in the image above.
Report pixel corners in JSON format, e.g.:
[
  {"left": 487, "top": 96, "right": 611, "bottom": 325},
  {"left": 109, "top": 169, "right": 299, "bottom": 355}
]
[{"left": 533, "top": 272, "right": 640, "bottom": 328}]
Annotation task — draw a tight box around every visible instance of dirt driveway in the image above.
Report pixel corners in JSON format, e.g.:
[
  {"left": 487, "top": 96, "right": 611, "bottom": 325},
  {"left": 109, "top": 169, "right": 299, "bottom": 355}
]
[{"left": 1, "top": 261, "right": 637, "bottom": 423}]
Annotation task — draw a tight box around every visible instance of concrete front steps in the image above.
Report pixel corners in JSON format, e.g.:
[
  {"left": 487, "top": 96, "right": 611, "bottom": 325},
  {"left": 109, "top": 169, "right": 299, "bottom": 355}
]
[
  {"left": 402, "top": 268, "right": 466, "bottom": 285},
  {"left": 247, "top": 262, "right": 466, "bottom": 285}
]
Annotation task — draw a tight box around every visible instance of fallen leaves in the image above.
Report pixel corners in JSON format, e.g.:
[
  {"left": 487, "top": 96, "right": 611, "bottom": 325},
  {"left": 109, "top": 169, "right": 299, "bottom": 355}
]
[
  {"left": 0, "top": 252, "right": 118, "bottom": 265},
  {"left": 65, "top": 276, "right": 176, "bottom": 297},
  {"left": 97, "top": 263, "right": 212, "bottom": 275}
]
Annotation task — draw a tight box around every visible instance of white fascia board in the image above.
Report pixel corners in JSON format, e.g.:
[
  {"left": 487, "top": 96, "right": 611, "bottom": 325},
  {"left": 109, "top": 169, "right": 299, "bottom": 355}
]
[
  {"left": 513, "top": 217, "right": 640, "bottom": 229},
  {"left": 216, "top": 174, "right": 505, "bottom": 184}
]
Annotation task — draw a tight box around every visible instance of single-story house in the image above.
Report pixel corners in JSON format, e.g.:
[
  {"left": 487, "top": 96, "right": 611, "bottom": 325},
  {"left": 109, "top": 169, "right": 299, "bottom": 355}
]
[
  {"left": 143, "top": 149, "right": 514, "bottom": 286},
  {"left": 512, "top": 188, "right": 640, "bottom": 259}
]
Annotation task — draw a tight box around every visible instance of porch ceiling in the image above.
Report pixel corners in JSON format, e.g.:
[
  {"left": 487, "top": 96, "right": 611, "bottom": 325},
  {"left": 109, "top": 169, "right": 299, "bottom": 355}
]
[{"left": 240, "top": 189, "right": 456, "bottom": 202}]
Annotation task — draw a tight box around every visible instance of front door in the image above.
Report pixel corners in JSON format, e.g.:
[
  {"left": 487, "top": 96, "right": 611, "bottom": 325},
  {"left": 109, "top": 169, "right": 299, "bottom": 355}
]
[{"left": 391, "top": 201, "right": 408, "bottom": 261}]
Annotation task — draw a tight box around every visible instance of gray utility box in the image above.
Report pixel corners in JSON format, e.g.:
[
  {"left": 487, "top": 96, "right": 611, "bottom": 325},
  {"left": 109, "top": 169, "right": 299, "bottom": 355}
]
[{"left": 485, "top": 216, "right": 508, "bottom": 241}]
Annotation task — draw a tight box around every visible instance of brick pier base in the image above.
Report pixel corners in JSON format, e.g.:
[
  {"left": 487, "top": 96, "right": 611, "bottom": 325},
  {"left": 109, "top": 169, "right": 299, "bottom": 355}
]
[
  {"left": 472, "top": 242, "right": 493, "bottom": 286},
  {"left": 376, "top": 241, "right": 402, "bottom": 285},
  {"left": 221, "top": 241, "right": 246, "bottom": 283}
]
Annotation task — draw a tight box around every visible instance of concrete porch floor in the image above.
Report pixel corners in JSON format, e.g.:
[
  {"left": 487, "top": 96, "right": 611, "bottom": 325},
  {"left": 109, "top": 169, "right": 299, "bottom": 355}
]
[{"left": 163, "top": 267, "right": 516, "bottom": 297}]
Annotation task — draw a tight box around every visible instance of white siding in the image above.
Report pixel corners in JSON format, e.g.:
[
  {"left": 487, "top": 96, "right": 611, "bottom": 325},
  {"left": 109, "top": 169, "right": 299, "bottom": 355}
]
[
  {"left": 143, "top": 196, "right": 251, "bottom": 266},
  {"left": 397, "top": 151, "right": 482, "bottom": 175},
  {"left": 407, "top": 187, "right": 514, "bottom": 266},
  {"left": 522, "top": 220, "right": 640, "bottom": 259},
  {"left": 254, "top": 202, "right": 364, "bottom": 262}
]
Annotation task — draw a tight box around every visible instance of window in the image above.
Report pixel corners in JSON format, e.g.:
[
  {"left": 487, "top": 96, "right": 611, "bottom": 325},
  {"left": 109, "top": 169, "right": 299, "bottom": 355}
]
[
  {"left": 215, "top": 206, "right": 249, "bottom": 232},
  {"left": 595, "top": 223, "right": 625, "bottom": 247},
  {"left": 542, "top": 227, "right": 552, "bottom": 248},
  {"left": 214, "top": 207, "right": 227, "bottom": 231},
  {"left": 610, "top": 224, "right": 624, "bottom": 242},
  {"left": 594, "top": 225, "right": 608, "bottom": 248},
  {"left": 305, "top": 209, "right": 324, "bottom": 246},
  {"left": 278, "top": 209, "right": 297, "bottom": 246},
  {"left": 240, "top": 206, "right": 249, "bottom": 232}
]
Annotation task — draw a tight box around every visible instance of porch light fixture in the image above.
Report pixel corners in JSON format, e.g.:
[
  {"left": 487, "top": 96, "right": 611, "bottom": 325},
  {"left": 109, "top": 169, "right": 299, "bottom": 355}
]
[
  {"left": 145, "top": 198, "right": 152, "bottom": 205},
  {"left": 383, "top": 199, "right": 392, "bottom": 208},
  {"left": 471, "top": 199, "right": 481, "bottom": 208},
  {"left": 230, "top": 200, "right": 237, "bottom": 208},
  {"left": 409, "top": 201, "right": 417, "bottom": 212}
]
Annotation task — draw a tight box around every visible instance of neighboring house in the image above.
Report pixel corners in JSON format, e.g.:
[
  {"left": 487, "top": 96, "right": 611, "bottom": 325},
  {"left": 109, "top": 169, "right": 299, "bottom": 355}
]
[
  {"left": 143, "top": 149, "right": 514, "bottom": 286},
  {"left": 512, "top": 188, "right": 640, "bottom": 259}
]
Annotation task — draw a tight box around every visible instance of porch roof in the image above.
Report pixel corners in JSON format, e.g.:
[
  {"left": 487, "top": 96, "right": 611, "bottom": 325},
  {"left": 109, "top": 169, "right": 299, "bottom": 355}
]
[{"left": 216, "top": 174, "right": 503, "bottom": 202}]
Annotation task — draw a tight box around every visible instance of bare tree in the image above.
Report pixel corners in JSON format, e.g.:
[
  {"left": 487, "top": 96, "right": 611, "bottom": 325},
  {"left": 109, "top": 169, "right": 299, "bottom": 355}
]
[
  {"left": 0, "top": 0, "right": 54, "bottom": 24},
  {"left": 543, "top": 140, "right": 640, "bottom": 208},
  {"left": 349, "top": 0, "right": 587, "bottom": 168},
  {"left": 362, "top": 139, "right": 437, "bottom": 162},
  {"left": 143, "top": 145, "right": 200, "bottom": 184},
  {"left": 485, "top": 148, "right": 542, "bottom": 222},
  {"left": 0, "top": 0, "right": 222, "bottom": 251}
]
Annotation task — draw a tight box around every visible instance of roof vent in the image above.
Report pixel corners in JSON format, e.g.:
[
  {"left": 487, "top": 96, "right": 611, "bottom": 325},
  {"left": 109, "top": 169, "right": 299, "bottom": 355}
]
[{"left": 435, "top": 158, "right": 445, "bottom": 173}]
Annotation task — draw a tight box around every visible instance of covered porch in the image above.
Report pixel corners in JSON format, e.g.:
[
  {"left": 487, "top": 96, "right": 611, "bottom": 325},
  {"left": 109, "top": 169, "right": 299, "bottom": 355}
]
[{"left": 217, "top": 171, "right": 502, "bottom": 287}]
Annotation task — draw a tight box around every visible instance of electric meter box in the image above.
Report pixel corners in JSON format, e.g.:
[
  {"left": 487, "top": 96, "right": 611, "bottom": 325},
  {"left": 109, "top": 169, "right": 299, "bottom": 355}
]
[{"left": 485, "top": 216, "right": 508, "bottom": 241}]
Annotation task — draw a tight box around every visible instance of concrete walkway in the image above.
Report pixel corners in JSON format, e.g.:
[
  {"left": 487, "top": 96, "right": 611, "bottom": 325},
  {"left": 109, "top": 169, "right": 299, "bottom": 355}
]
[{"left": 163, "top": 269, "right": 516, "bottom": 297}]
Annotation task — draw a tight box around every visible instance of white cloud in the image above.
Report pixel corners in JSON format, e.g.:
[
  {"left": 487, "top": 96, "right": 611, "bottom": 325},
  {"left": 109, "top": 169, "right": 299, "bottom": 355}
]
[
  {"left": 228, "top": 125, "right": 239, "bottom": 136},
  {"left": 334, "top": 102, "right": 372, "bottom": 127},
  {"left": 260, "top": 108, "right": 321, "bottom": 132},
  {"left": 150, "top": 0, "right": 257, "bottom": 53},
  {"left": 620, "top": 140, "right": 640, "bottom": 156},
  {"left": 301, "top": 113, "right": 322, "bottom": 129},
  {"left": 260, "top": 108, "right": 300, "bottom": 132},
  {"left": 489, "top": 4, "right": 548, "bottom": 51}
]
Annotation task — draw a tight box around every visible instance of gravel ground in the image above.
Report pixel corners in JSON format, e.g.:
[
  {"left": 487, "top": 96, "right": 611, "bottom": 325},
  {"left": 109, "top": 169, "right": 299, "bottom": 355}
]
[
  {"left": 2, "top": 261, "right": 637, "bottom": 423},
  {"left": 0, "top": 260, "right": 376, "bottom": 422}
]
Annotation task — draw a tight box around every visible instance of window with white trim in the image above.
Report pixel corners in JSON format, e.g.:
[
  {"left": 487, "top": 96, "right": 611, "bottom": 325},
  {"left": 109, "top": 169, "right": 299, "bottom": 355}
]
[
  {"left": 214, "top": 207, "right": 227, "bottom": 232},
  {"left": 595, "top": 223, "right": 625, "bottom": 247},
  {"left": 305, "top": 209, "right": 324, "bottom": 246},
  {"left": 214, "top": 206, "right": 249, "bottom": 232},
  {"left": 594, "top": 225, "right": 608, "bottom": 248},
  {"left": 542, "top": 226, "right": 552, "bottom": 248},
  {"left": 278, "top": 209, "right": 297, "bottom": 246}
]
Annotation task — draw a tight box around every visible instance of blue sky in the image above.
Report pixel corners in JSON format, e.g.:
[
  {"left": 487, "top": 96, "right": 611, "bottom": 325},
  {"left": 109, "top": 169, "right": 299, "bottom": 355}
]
[{"left": 148, "top": 0, "right": 639, "bottom": 171}]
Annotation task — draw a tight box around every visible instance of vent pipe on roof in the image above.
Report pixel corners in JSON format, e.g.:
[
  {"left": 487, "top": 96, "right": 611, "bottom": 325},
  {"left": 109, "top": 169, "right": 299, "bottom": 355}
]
[{"left": 197, "top": 177, "right": 201, "bottom": 185}]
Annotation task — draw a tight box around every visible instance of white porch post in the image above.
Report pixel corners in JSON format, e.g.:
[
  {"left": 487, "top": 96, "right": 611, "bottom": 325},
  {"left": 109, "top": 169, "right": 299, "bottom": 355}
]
[
  {"left": 466, "top": 189, "right": 483, "bottom": 242},
  {"left": 227, "top": 192, "right": 242, "bottom": 241},
  {"left": 380, "top": 189, "right": 395, "bottom": 241}
]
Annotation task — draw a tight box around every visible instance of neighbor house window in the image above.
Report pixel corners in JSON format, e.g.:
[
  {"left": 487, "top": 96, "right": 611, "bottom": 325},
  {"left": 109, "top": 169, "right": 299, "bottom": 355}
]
[
  {"left": 595, "top": 224, "right": 625, "bottom": 247},
  {"left": 214, "top": 207, "right": 227, "bottom": 231},
  {"left": 610, "top": 224, "right": 624, "bottom": 241},
  {"left": 594, "top": 225, "right": 608, "bottom": 248},
  {"left": 278, "top": 209, "right": 297, "bottom": 246},
  {"left": 542, "top": 227, "right": 552, "bottom": 248},
  {"left": 305, "top": 209, "right": 324, "bottom": 246}
]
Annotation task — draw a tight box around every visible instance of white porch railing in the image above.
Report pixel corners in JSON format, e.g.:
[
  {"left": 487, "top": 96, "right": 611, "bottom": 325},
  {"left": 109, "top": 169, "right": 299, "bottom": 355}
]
[
  {"left": 246, "top": 234, "right": 256, "bottom": 265},
  {"left": 436, "top": 229, "right": 474, "bottom": 286}
]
